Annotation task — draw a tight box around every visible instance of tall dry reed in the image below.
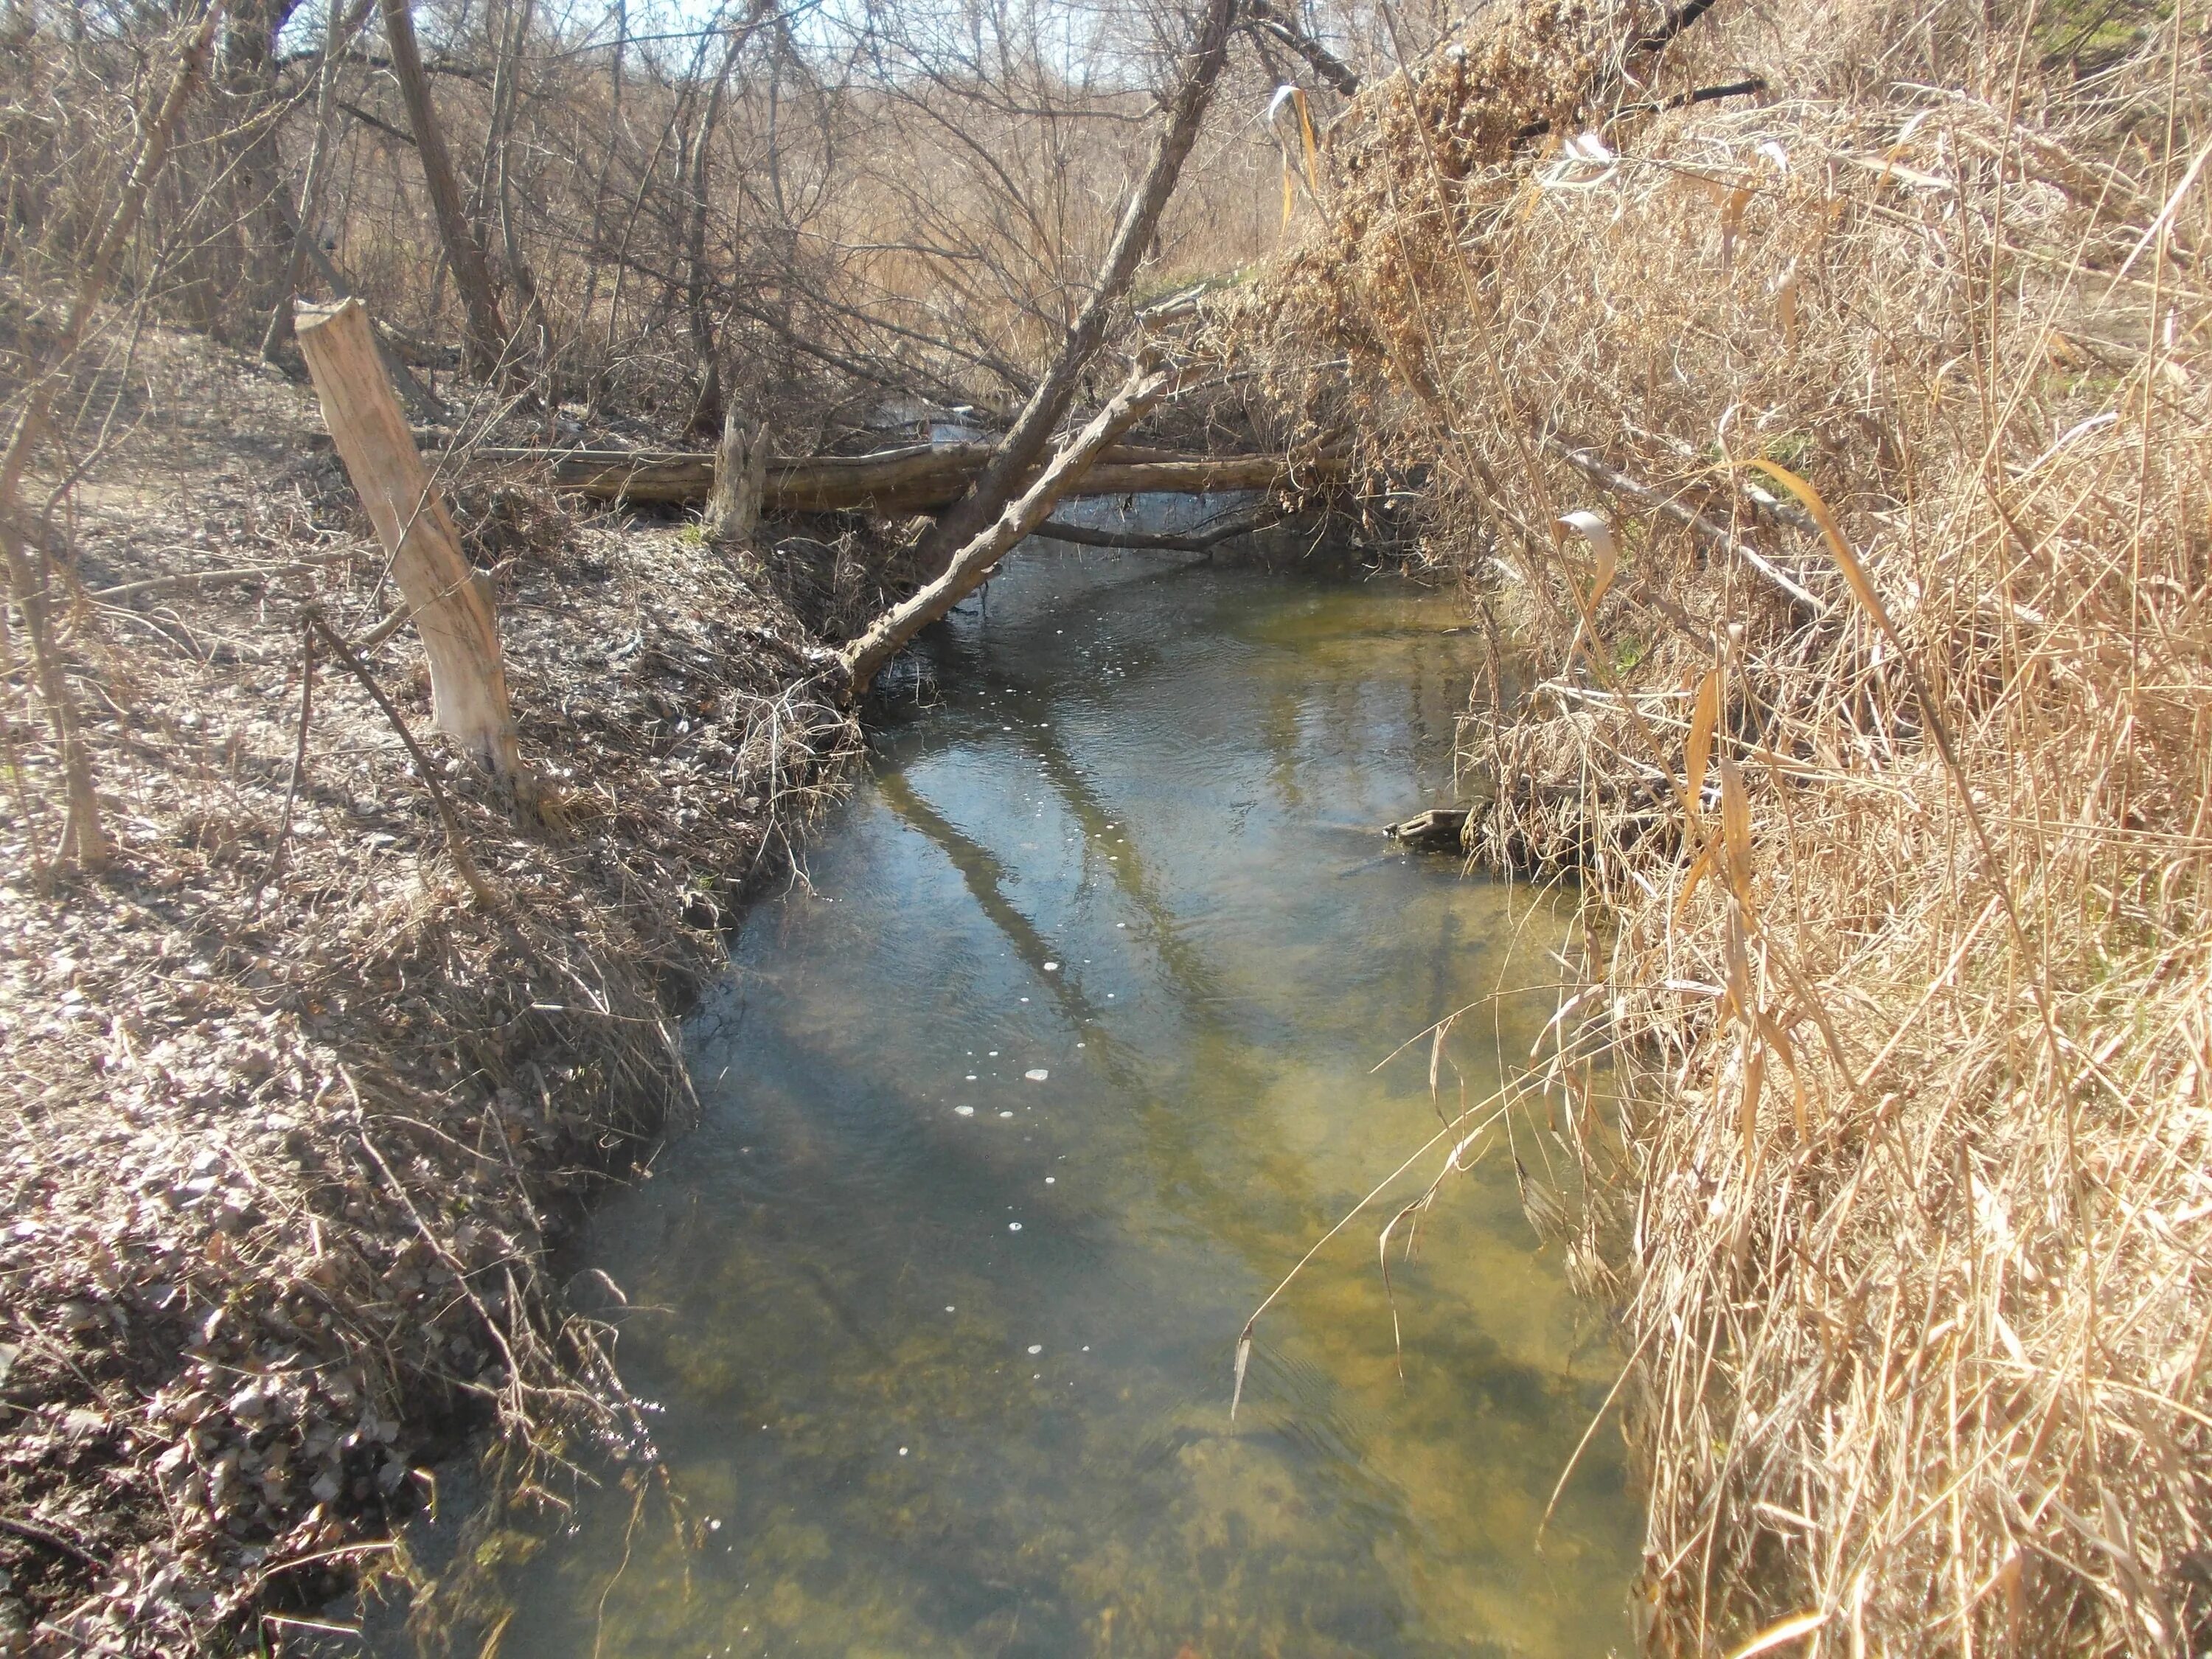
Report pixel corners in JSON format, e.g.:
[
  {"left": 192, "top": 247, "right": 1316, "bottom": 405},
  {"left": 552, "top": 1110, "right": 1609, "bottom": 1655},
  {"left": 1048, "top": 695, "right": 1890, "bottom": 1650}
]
[{"left": 1231, "top": 0, "right": 2212, "bottom": 1649}]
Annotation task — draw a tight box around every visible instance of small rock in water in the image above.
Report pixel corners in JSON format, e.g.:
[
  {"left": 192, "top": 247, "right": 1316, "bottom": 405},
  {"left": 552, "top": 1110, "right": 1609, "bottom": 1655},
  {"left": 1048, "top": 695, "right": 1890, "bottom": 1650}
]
[
  {"left": 1043, "top": 961, "right": 1059, "bottom": 971},
  {"left": 1008, "top": 1222, "right": 1023, "bottom": 1231},
  {"left": 1024, "top": 1068, "right": 1049, "bottom": 1082},
  {"left": 1027, "top": 1344, "right": 1043, "bottom": 1354},
  {"left": 954, "top": 1105, "right": 975, "bottom": 1117},
  {"left": 1045, "top": 1177, "right": 1056, "bottom": 1184}
]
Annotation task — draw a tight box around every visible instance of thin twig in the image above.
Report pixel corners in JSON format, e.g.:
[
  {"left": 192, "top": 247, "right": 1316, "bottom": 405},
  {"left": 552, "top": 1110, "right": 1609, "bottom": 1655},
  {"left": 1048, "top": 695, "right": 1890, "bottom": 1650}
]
[
  {"left": 305, "top": 611, "right": 502, "bottom": 909},
  {"left": 252, "top": 618, "right": 319, "bottom": 908}
]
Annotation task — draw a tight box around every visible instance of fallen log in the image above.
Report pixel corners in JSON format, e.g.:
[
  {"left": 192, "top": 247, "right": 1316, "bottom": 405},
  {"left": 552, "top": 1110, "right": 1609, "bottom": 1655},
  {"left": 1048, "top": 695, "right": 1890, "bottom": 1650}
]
[
  {"left": 1383, "top": 807, "right": 1472, "bottom": 849},
  {"left": 1031, "top": 507, "right": 1276, "bottom": 552},
  {"left": 457, "top": 439, "right": 1347, "bottom": 512}
]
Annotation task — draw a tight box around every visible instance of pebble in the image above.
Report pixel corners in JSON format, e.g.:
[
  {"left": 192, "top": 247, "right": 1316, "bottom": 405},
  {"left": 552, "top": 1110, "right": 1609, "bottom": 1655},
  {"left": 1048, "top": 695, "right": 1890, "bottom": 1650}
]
[
  {"left": 1024, "top": 1068, "right": 1048, "bottom": 1082},
  {"left": 954, "top": 1105, "right": 974, "bottom": 1117},
  {"left": 1027, "top": 1344, "right": 1043, "bottom": 1354},
  {"left": 1008, "top": 1222, "right": 1023, "bottom": 1231},
  {"left": 1043, "top": 961, "right": 1059, "bottom": 972}
]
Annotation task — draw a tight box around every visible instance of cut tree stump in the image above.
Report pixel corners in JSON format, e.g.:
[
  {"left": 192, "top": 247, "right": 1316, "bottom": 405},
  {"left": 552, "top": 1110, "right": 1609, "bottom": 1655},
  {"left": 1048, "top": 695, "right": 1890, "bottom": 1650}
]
[{"left": 295, "top": 298, "right": 523, "bottom": 779}]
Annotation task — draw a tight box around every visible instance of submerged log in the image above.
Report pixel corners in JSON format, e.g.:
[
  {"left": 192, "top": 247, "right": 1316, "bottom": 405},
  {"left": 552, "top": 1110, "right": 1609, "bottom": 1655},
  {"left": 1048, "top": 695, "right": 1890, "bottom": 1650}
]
[
  {"left": 459, "top": 439, "right": 1347, "bottom": 513},
  {"left": 1384, "top": 807, "right": 1472, "bottom": 849}
]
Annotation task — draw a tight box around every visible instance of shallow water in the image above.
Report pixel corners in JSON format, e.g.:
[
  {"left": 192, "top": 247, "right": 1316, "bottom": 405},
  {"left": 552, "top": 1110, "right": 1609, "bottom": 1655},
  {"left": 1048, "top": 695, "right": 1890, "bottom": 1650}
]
[{"left": 493, "top": 546, "right": 1637, "bottom": 1658}]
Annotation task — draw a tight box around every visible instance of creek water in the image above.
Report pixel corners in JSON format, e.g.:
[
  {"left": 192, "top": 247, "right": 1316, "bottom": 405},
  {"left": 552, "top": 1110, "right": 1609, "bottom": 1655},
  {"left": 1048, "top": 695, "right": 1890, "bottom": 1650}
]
[{"left": 490, "top": 543, "right": 1638, "bottom": 1657}]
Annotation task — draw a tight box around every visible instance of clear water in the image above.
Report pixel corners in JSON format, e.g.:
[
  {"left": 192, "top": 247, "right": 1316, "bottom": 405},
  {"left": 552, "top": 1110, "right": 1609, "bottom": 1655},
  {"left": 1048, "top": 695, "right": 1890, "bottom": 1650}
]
[{"left": 493, "top": 547, "right": 1637, "bottom": 1658}]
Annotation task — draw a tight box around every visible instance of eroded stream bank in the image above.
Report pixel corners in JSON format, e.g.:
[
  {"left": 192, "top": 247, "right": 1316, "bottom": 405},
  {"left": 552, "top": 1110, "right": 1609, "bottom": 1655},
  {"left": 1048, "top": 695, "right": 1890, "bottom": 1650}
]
[{"left": 480, "top": 547, "right": 1638, "bottom": 1656}]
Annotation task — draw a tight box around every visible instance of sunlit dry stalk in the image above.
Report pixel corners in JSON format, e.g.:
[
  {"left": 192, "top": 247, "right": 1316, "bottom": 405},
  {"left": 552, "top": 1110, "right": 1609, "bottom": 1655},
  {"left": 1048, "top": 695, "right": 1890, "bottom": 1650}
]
[{"left": 1222, "top": 0, "right": 2212, "bottom": 1649}]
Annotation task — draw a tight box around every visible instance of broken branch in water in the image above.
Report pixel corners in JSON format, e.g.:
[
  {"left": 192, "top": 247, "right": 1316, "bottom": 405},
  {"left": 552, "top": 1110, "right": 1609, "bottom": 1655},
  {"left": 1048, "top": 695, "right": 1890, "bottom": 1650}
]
[
  {"left": 1031, "top": 507, "right": 1276, "bottom": 553},
  {"left": 462, "top": 439, "right": 1346, "bottom": 512}
]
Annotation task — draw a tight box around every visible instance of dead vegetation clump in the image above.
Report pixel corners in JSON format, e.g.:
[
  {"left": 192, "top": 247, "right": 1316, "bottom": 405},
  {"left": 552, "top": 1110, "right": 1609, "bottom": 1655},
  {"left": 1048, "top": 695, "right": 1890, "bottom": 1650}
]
[
  {"left": 0, "top": 322, "right": 859, "bottom": 1652},
  {"left": 1231, "top": 0, "right": 2212, "bottom": 1650}
]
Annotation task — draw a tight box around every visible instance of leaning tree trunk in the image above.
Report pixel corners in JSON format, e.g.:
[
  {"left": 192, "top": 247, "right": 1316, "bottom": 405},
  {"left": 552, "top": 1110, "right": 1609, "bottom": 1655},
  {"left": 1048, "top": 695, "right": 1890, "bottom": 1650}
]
[
  {"left": 909, "top": 0, "right": 1239, "bottom": 572},
  {"left": 842, "top": 358, "right": 1175, "bottom": 693},
  {"left": 682, "top": 0, "right": 771, "bottom": 437},
  {"left": 378, "top": 0, "right": 511, "bottom": 380},
  {"left": 295, "top": 299, "right": 524, "bottom": 779}
]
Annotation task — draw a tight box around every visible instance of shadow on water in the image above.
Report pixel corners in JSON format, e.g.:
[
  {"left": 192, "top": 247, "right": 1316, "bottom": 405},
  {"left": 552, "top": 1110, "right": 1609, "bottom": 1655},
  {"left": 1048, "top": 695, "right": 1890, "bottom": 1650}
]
[{"left": 476, "top": 540, "right": 1640, "bottom": 1658}]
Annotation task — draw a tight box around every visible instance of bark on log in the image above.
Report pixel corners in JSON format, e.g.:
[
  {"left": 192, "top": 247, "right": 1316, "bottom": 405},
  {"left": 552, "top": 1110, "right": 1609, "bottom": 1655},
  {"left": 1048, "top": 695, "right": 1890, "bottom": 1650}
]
[
  {"left": 463, "top": 440, "right": 1347, "bottom": 512},
  {"left": 841, "top": 361, "right": 1175, "bottom": 692},
  {"left": 1031, "top": 508, "right": 1273, "bottom": 552},
  {"left": 296, "top": 299, "right": 523, "bottom": 777}
]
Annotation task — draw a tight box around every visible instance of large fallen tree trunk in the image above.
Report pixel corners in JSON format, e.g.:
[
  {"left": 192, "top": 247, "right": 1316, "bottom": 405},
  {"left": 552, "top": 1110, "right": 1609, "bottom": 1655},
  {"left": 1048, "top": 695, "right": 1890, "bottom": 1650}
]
[{"left": 460, "top": 440, "right": 1347, "bottom": 513}]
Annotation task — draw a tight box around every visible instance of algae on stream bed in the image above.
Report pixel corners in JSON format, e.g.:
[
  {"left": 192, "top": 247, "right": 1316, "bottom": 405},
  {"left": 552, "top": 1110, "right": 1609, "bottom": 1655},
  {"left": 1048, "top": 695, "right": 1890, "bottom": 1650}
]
[{"left": 487, "top": 546, "right": 1638, "bottom": 1658}]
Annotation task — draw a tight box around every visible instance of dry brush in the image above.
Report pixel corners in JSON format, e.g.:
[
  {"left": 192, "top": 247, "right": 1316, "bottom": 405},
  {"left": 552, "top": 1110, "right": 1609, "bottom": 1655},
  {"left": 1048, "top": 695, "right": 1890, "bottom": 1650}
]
[{"left": 1231, "top": 0, "right": 2212, "bottom": 1650}]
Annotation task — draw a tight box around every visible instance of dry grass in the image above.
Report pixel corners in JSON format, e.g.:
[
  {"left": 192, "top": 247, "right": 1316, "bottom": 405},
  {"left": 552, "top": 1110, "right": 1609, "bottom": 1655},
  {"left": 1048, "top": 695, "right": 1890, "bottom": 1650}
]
[{"left": 1228, "top": 0, "right": 2212, "bottom": 1649}]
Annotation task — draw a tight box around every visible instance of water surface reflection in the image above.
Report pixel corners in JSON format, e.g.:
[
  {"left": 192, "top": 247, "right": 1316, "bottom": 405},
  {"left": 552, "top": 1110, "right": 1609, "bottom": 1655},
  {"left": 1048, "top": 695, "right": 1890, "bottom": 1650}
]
[{"left": 494, "top": 547, "right": 1636, "bottom": 1657}]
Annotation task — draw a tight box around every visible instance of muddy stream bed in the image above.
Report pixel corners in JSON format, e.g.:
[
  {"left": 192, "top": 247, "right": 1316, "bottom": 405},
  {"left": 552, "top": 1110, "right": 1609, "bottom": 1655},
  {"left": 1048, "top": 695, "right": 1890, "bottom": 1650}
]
[{"left": 478, "top": 537, "right": 1638, "bottom": 1656}]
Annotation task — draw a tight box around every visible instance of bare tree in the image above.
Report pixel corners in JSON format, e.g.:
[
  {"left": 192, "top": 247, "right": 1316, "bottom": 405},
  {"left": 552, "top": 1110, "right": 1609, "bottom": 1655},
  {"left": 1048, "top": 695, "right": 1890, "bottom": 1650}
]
[
  {"left": 909, "top": 0, "right": 1241, "bottom": 571},
  {"left": 683, "top": 9, "right": 759, "bottom": 434},
  {"left": 0, "top": 0, "right": 223, "bottom": 872},
  {"left": 379, "top": 0, "right": 511, "bottom": 378}
]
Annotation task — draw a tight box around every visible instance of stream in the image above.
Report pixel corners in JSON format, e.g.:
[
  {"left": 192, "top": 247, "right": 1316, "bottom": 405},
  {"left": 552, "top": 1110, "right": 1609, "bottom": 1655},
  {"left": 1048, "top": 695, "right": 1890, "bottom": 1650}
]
[{"left": 488, "top": 540, "right": 1638, "bottom": 1656}]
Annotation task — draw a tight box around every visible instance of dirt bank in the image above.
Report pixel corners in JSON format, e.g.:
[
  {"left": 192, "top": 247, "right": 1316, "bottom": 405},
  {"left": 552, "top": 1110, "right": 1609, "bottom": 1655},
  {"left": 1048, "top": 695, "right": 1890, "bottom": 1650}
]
[{"left": 0, "top": 325, "right": 877, "bottom": 1653}]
